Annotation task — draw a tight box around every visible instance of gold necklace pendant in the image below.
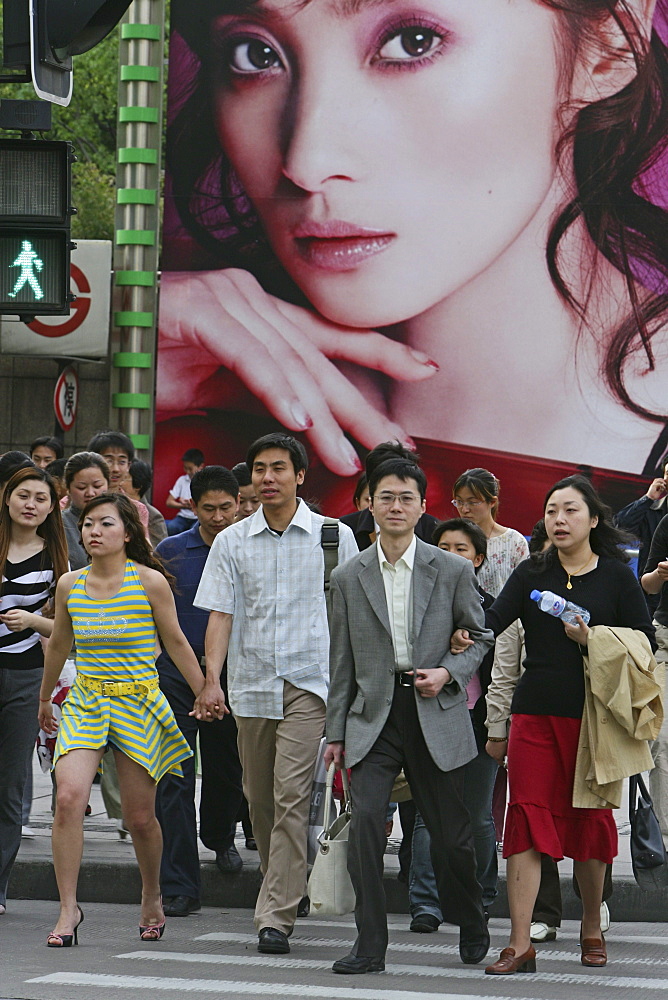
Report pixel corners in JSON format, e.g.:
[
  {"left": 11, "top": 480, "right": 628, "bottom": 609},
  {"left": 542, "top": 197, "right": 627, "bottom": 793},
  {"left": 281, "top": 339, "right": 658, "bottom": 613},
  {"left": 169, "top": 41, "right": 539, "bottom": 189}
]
[{"left": 566, "top": 579, "right": 572, "bottom": 589}]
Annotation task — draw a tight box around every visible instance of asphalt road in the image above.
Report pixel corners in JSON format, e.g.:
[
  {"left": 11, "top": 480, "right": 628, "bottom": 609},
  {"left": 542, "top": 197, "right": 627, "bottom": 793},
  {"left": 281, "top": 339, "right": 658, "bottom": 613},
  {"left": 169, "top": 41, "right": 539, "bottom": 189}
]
[{"left": 2, "top": 902, "right": 668, "bottom": 1000}]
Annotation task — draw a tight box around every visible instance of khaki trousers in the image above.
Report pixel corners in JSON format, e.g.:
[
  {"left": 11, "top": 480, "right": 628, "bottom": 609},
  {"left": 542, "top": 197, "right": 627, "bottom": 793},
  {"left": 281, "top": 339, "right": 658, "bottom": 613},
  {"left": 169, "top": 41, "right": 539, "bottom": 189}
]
[{"left": 236, "top": 681, "right": 325, "bottom": 933}]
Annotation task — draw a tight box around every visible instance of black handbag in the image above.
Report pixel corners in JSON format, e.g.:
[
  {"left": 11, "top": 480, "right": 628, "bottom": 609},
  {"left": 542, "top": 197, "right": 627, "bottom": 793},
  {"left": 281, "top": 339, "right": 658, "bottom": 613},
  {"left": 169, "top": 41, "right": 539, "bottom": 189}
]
[{"left": 629, "top": 773, "right": 668, "bottom": 889}]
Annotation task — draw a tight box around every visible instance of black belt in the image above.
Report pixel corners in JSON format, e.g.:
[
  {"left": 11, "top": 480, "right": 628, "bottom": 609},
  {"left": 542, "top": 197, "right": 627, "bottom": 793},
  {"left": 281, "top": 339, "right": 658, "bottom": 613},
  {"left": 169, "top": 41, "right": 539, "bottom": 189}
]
[{"left": 395, "top": 671, "right": 414, "bottom": 687}]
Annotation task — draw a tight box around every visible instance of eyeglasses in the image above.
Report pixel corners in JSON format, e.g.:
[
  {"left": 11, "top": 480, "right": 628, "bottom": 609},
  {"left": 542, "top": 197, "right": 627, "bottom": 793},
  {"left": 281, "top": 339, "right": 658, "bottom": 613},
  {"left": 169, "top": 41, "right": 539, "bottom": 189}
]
[
  {"left": 373, "top": 492, "right": 422, "bottom": 507},
  {"left": 451, "top": 498, "right": 485, "bottom": 509}
]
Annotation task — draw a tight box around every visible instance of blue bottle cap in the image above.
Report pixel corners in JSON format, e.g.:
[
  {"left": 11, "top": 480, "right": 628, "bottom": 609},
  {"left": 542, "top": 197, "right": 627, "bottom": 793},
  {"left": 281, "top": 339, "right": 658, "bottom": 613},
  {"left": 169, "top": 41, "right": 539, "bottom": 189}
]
[{"left": 530, "top": 590, "right": 541, "bottom": 602}]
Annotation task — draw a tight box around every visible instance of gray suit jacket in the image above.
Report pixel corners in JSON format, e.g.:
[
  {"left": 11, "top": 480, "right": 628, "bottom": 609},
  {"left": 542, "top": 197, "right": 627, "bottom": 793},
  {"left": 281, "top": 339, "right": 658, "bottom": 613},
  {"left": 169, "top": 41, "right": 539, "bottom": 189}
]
[{"left": 326, "top": 537, "right": 495, "bottom": 771}]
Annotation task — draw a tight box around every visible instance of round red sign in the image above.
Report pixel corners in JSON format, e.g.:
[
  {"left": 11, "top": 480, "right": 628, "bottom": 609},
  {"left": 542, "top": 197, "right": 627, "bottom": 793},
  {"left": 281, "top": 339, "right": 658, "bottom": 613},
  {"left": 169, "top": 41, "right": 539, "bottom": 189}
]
[
  {"left": 54, "top": 365, "right": 79, "bottom": 431},
  {"left": 28, "top": 264, "right": 91, "bottom": 337}
]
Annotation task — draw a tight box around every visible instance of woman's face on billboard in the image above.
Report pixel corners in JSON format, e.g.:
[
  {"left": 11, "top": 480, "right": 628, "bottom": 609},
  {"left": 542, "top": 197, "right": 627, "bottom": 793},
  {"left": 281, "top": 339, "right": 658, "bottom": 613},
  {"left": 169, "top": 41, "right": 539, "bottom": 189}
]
[{"left": 212, "top": 0, "right": 567, "bottom": 329}]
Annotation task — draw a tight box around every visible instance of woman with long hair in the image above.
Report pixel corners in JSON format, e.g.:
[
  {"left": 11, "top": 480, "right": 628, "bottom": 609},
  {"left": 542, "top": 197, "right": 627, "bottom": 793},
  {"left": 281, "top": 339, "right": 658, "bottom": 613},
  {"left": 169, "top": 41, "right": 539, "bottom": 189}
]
[
  {"left": 39, "top": 493, "right": 214, "bottom": 946},
  {"left": 155, "top": 0, "right": 668, "bottom": 515},
  {"left": 0, "top": 466, "right": 68, "bottom": 917},
  {"left": 477, "top": 475, "right": 656, "bottom": 973}
]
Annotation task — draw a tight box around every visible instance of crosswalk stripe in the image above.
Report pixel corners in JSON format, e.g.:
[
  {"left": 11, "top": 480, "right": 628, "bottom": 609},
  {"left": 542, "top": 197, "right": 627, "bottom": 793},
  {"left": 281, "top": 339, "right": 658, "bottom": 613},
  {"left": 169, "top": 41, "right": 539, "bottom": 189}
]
[
  {"left": 298, "top": 918, "right": 668, "bottom": 946},
  {"left": 25, "top": 972, "right": 516, "bottom": 1000},
  {"left": 117, "top": 948, "right": 668, "bottom": 979},
  {"left": 194, "top": 930, "right": 667, "bottom": 964},
  {"left": 26, "top": 969, "right": 668, "bottom": 995}
]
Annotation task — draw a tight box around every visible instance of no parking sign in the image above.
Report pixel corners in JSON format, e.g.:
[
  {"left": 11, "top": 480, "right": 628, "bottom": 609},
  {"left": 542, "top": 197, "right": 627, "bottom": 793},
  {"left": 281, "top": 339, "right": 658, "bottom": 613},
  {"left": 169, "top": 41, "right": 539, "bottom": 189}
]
[{"left": 54, "top": 365, "right": 79, "bottom": 431}]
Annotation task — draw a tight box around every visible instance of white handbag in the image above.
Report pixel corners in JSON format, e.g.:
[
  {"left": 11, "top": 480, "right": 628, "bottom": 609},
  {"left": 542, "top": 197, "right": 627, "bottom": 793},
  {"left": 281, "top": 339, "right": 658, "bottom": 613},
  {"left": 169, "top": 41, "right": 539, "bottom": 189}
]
[{"left": 307, "top": 762, "right": 355, "bottom": 915}]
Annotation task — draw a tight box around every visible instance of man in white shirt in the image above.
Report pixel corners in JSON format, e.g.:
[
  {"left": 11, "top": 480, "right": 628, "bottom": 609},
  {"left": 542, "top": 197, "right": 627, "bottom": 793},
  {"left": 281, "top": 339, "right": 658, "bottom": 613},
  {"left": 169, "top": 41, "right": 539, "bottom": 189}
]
[
  {"left": 325, "top": 458, "right": 494, "bottom": 975},
  {"left": 194, "top": 433, "right": 357, "bottom": 954}
]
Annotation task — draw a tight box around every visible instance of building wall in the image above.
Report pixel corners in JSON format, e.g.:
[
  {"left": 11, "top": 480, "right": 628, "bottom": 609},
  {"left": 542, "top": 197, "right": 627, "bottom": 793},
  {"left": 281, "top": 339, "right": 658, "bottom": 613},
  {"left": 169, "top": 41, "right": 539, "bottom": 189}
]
[{"left": 0, "top": 355, "right": 111, "bottom": 456}]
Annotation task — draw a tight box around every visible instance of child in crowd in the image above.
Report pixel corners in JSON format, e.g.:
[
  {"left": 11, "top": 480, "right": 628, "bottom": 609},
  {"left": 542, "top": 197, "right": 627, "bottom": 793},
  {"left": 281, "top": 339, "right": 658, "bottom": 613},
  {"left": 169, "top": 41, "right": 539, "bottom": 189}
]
[{"left": 166, "top": 449, "right": 205, "bottom": 535}]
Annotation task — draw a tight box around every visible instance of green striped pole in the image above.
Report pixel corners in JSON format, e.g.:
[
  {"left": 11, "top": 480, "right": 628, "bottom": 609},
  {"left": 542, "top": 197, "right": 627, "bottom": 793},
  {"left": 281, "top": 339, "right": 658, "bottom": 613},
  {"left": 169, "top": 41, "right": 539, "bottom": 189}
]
[{"left": 110, "top": 2, "right": 164, "bottom": 455}]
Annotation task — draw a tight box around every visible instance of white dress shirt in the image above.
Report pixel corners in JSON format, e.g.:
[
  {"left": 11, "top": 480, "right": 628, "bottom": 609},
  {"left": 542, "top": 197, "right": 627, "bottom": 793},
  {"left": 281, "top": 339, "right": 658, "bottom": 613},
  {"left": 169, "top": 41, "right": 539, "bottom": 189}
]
[
  {"left": 194, "top": 498, "right": 357, "bottom": 719},
  {"left": 377, "top": 535, "right": 416, "bottom": 672}
]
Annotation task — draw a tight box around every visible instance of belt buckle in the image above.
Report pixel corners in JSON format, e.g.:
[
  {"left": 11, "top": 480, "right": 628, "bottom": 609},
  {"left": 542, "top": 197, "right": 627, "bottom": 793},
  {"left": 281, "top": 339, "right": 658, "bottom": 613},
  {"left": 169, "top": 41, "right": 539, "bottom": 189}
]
[
  {"left": 102, "top": 682, "right": 116, "bottom": 696},
  {"left": 397, "top": 672, "right": 413, "bottom": 687}
]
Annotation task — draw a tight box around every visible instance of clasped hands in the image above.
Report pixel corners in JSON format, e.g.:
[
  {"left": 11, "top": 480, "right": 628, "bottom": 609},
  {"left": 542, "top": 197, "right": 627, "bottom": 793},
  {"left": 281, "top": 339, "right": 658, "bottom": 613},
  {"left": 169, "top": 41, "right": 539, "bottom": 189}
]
[{"left": 191, "top": 681, "right": 229, "bottom": 721}]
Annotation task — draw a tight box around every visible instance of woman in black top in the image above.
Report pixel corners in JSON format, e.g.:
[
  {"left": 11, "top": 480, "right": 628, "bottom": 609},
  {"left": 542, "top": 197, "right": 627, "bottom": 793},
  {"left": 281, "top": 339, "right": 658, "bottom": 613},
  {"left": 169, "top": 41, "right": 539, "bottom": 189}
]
[
  {"left": 0, "top": 467, "right": 68, "bottom": 916},
  {"left": 481, "top": 476, "right": 655, "bottom": 975}
]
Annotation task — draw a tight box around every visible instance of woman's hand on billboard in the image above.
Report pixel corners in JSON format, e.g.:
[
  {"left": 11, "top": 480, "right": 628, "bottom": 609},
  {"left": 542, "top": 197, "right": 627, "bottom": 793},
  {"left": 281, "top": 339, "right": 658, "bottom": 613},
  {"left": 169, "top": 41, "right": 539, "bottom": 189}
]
[{"left": 157, "top": 269, "right": 438, "bottom": 476}]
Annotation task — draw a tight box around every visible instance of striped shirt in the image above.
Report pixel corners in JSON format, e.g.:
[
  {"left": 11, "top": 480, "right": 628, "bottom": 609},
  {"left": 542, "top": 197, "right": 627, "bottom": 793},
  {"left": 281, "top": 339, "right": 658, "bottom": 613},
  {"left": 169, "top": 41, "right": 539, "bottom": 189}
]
[
  {"left": 0, "top": 548, "right": 54, "bottom": 669},
  {"left": 194, "top": 499, "right": 358, "bottom": 719},
  {"left": 68, "top": 561, "right": 157, "bottom": 682}
]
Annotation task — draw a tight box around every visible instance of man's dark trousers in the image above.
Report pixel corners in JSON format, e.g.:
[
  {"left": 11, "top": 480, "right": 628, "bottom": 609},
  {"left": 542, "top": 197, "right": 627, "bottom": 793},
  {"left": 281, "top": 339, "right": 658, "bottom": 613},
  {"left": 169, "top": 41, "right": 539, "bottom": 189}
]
[
  {"left": 348, "top": 683, "right": 485, "bottom": 959},
  {"left": 156, "top": 669, "right": 244, "bottom": 898}
]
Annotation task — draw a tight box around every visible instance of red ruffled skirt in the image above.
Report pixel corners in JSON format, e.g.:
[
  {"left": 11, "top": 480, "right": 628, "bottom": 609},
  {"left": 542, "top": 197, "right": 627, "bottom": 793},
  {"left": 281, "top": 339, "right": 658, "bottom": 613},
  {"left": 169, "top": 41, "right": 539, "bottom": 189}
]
[{"left": 503, "top": 713, "right": 617, "bottom": 863}]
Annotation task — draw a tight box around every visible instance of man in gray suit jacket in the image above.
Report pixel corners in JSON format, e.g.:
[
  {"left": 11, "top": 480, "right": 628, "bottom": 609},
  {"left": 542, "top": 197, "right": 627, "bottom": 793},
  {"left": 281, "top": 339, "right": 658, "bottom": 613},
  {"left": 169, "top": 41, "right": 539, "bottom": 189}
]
[{"left": 325, "top": 458, "right": 495, "bottom": 975}]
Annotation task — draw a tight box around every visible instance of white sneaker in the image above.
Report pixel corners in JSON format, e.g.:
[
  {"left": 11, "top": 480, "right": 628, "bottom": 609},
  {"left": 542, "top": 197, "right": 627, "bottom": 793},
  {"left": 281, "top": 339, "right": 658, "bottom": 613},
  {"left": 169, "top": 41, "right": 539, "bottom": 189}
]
[
  {"left": 600, "top": 901, "right": 610, "bottom": 933},
  {"left": 21, "top": 825, "right": 36, "bottom": 838},
  {"left": 530, "top": 921, "right": 557, "bottom": 942}
]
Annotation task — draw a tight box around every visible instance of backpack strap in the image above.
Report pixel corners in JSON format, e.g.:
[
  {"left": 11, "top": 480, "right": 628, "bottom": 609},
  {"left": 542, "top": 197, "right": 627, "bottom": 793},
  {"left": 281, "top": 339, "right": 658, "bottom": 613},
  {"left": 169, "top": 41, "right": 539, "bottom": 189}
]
[{"left": 321, "top": 517, "right": 340, "bottom": 593}]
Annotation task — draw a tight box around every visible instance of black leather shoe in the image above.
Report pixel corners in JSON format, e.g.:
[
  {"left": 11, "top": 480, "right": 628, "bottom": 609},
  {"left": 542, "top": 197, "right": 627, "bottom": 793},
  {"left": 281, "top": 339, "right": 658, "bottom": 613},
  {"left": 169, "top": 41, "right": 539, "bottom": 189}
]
[
  {"left": 163, "top": 895, "right": 201, "bottom": 917},
  {"left": 216, "top": 846, "right": 243, "bottom": 873},
  {"left": 459, "top": 927, "right": 491, "bottom": 964},
  {"left": 258, "top": 927, "right": 290, "bottom": 954},
  {"left": 410, "top": 913, "right": 440, "bottom": 933},
  {"left": 332, "top": 953, "right": 385, "bottom": 974},
  {"left": 245, "top": 837, "right": 257, "bottom": 851},
  {"left": 297, "top": 895, "right": 310, "bottom": 918}
]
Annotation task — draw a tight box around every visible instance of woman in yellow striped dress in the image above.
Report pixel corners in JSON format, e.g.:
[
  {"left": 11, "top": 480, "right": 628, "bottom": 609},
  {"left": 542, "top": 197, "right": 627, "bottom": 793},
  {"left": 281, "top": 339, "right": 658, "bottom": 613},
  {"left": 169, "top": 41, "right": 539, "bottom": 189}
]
[{"left": 39, "top": 493, "right": 217, "bottom": 946}]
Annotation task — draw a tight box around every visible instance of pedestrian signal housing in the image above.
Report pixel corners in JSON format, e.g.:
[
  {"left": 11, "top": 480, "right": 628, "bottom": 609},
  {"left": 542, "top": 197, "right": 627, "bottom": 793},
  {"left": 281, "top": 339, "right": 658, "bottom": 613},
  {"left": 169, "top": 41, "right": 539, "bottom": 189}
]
[
  {"left": 3, "top": 0, "right": 134, "bottom": 106},
  {"left": 0, "top": 138, "right": 74, "bottom": 316}
]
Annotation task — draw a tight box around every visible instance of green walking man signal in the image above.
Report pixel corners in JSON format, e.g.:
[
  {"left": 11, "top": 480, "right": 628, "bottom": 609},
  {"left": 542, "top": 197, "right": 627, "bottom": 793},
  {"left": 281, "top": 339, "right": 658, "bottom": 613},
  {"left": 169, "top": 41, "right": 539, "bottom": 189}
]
[{"left": 8, "top": 240, "right": 45, "bottom": 301}]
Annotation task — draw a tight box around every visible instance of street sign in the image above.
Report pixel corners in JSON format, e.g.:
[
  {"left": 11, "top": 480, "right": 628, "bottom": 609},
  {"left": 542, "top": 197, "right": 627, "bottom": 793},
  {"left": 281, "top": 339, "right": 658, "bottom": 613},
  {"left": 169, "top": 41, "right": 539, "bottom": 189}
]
[{"left": 54, "top": 363, "right": 78, "bottom": 430}]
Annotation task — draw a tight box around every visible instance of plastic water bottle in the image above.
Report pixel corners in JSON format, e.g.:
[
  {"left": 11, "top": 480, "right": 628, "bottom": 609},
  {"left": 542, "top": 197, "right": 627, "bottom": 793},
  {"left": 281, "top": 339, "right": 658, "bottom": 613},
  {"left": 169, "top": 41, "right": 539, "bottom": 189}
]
[{"left": 530, "top": 589, "right": 591, "bottom": 625}]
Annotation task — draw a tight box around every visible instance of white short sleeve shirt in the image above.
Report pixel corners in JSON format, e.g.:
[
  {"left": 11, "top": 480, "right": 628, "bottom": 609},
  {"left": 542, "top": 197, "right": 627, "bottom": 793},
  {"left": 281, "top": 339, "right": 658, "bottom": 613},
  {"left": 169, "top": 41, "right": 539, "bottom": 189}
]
[{"left": 194, "top": 499, "right": 358, "bottom": 718}]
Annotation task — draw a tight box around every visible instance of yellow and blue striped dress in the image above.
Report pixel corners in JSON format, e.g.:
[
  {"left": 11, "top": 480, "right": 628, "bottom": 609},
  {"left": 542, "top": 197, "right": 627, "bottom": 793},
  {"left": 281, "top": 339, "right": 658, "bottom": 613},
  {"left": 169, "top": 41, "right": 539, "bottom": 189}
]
[{"left": 53, "top": 560, "right": 192, "bottom": 781}]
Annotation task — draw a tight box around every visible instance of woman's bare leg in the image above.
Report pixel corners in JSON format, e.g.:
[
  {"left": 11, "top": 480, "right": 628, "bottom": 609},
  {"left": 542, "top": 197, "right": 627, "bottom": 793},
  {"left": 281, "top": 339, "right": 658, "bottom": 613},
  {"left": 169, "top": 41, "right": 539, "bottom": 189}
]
[
  {"left": 507, "top": 848, "right": 542, "bottom": 954},
  {"left": 573, "top": 858, "right": 605, "bottom": 939},
  {"left": 51, "top": 748, "right": 104, "bottom": 936},
  {"left": 113, "top": 749, "right": 164, "bottom": 927}
]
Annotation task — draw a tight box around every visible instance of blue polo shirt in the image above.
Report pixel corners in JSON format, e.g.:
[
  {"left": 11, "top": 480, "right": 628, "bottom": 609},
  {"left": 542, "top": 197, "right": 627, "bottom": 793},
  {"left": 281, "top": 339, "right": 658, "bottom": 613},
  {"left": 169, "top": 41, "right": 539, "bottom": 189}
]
[{"left": 155, "top": 522, "right": 211, "bottom": 684}]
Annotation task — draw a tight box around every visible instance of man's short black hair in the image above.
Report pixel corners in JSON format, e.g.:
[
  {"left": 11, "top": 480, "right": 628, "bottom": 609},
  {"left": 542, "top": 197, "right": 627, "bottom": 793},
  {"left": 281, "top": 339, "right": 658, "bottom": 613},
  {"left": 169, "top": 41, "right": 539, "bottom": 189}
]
[
  {"left": 182, "top": 448, "right": 205, "bottom": 466},
  {"left": 190, "top": 465, "right": 239, "bottom": 504},
  {"left": 30, "top": 435, "right": 64, "bottom": 459},
  {"left": 0, "top": 451, "right": 33, "bottom": 488},
  {"left": 128, "top": 460, "right": 153, "bottom": 498},
  {"left": 432, "top": 517, "right": 487, "bottom": 564},
  {"left": 246, "top": 433, "right": 308, "bottom": 476},
  {"left": 87, "top": 430, "right": 135, "bottom": 461},
  {"left": 45, "top": 457, "right": 67, "bottom": 479},
  {"left": 365, "top": 441, "right": 420, "bottom": 479},
  {"left": 368, "top": 458, "right": 427, "bottom": 502},
  {"left": 231, "top": 461, "right": 252, "bottom": 488}
]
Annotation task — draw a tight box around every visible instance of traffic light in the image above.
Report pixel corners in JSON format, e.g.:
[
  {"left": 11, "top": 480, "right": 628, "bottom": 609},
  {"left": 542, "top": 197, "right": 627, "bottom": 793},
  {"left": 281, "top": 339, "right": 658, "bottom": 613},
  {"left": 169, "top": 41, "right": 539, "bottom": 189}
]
[
  {"left": 0, "top": 138, "right": 74, "bottom": 316},
  {"left": 2, "top": 0, "right": 134, "bottom": 106}
]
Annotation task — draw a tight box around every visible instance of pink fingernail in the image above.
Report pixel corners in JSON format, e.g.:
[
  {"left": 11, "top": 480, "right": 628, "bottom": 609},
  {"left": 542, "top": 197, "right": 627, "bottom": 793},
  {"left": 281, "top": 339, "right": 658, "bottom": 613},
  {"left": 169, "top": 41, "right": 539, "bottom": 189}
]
[
  {"left": 291, "top": 403, "right": 313, "bottom": 430},
  {"left": 340, "top": 439, "right": 363, "bottom": 473},
  {"left": 410, "top": 349, "right": 439, "bottom": 370}
]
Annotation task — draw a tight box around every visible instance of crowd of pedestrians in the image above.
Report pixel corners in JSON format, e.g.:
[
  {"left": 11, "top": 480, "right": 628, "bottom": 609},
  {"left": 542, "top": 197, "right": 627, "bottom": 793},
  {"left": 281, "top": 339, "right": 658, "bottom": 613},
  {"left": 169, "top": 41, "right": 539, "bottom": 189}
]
[{"left": 0, "top": 430, "right": 666, "bottom": 979}]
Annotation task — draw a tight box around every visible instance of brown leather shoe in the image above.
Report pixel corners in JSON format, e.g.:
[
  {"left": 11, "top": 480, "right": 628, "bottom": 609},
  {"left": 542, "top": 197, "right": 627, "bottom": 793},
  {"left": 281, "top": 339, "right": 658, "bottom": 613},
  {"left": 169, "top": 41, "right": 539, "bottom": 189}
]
[
  {"left": 485, "top": 946, "right": 536, "bottom": 975},
  {"left": 581, "top": 936, "right": 607, "bottom": 967}
]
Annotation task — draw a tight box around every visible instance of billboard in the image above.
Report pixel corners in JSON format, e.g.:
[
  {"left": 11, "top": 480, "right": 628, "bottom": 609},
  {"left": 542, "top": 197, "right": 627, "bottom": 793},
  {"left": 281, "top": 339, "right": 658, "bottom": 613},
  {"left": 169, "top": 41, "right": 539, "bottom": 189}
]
[{"left": 155, "top": 0, "right": 668, "bottom": 529}]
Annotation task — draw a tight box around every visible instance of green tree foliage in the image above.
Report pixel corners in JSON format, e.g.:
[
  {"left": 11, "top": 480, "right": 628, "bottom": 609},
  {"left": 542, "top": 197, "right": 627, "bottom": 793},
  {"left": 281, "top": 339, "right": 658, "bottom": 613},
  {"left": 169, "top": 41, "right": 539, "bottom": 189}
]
[{"left": 1, "top": 26, "right": 120, "bottom": 238}]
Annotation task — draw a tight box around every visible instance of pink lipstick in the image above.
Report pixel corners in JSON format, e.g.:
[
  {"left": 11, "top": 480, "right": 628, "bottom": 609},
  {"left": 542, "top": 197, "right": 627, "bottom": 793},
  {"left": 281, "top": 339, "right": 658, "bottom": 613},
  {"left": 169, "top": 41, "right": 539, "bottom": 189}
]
[{"left": 292, "top": 221, "right": 395, "bottom": 272}]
